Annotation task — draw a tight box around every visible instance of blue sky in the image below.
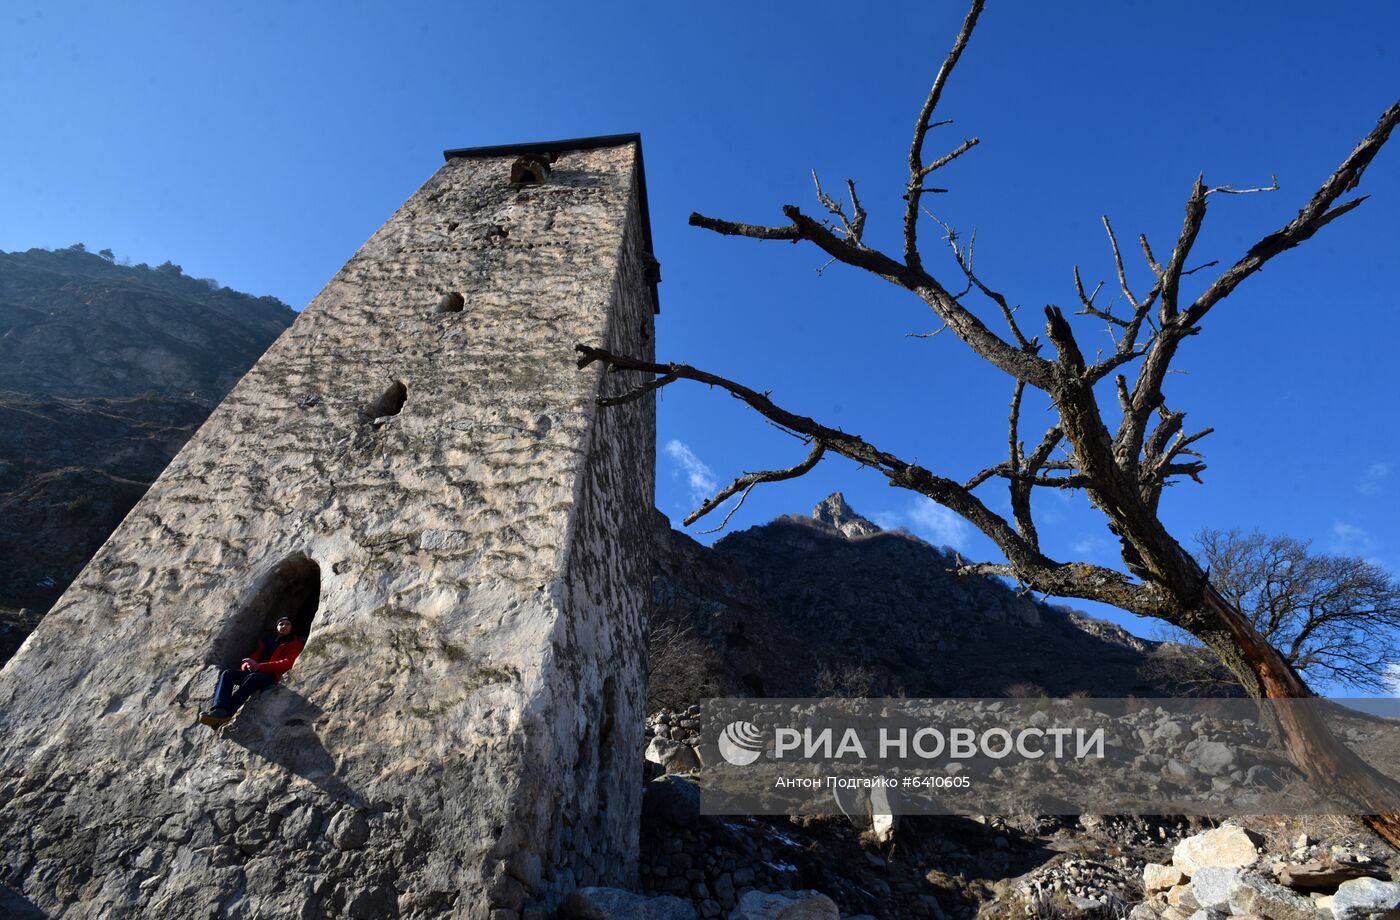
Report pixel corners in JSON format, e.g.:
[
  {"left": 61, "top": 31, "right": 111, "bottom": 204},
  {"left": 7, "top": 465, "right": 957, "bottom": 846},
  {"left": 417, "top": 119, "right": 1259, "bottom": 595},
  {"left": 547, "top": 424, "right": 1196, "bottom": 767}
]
[{"left": 3, "top": 1, "right": 1397, "bottom": 651}]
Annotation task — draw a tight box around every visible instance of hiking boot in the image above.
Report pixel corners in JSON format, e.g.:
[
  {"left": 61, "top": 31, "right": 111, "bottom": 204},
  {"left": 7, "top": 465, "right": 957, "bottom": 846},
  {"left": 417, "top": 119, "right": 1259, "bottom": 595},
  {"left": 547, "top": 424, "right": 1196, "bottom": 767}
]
[{"left": 198, "top": 708, "right": 232, "bottom": 728}]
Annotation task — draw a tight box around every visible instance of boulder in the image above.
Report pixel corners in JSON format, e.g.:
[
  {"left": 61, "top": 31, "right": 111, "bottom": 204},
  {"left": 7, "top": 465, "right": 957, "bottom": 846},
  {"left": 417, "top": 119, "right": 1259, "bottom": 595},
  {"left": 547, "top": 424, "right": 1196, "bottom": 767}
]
[
  {"left": 728, "top": 890, "right": 839, "bottom": 920},
  {"left": 1171, "top": 826, "right": 1261, "bottom": 874},
  {"left": 1144, "top": 863, "right": 1188, "bottom": 892},
  {"left": 1188, "top": 867, "right": 1244, "bottom": 908},
  {"left": 1183, "top": 740, "right": 1235, "bottom": 776},
  {"left": 1166, "top": 885, "right": 1200, "bottom": 911},
  {"left": 1153, "top": 721, "right": 1189, "bottom": 744},
  {"left": 642, "top": 776, "right": 701, "bottom": 829},
  {"left": 561, "top": 887, "right": 699, "bottom": 920},
  {"left": 645, "top": 737, "right": 701, "bottom": 774},
  {"left": 1183, "top": 910, "right": 1228, "bottom": 920},
  {"left": 326, "top": 809, "right": 369, "bottom": 851},
  {"left": 1331, "top": 877, "right": 1400, "bottom": 920},
  {"left": 1227, "top": 874, "right": 1317, "bottom": 920}
]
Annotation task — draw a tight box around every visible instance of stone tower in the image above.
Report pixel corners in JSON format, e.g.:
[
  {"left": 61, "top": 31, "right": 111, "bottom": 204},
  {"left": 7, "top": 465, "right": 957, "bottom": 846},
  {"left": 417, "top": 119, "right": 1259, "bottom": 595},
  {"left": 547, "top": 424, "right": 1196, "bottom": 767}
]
[{"left": 0, "top": 135, "right": 658, "bottom": 918}]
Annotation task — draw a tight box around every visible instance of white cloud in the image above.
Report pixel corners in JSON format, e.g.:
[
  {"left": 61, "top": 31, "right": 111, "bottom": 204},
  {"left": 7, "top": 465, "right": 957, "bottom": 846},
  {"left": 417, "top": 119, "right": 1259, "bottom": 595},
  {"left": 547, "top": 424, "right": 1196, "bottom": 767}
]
[
  {"left": 877, "top": 498, "right": 973, "bottom": 551},
  {"left": 1359, "top": 462, "right": 1392, "bottom": 496},
  {"left": 1387, "top": 663, "right": 1400, "bottom": 697},
  {"left": 1330, "top": 521, "right": 1378, "bottom": 556},
  {"left": 664, "top": 439, "right": 717, "bottom": 503},
  {"left": 1070, "top": 535, "right": 1114, "bottom": 557}
]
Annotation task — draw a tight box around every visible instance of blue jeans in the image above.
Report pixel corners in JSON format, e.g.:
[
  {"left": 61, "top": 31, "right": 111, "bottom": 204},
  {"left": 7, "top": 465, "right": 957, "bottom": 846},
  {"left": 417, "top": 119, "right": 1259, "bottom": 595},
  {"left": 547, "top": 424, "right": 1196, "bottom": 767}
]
[{"left": 211, "top": 668, "right": 276, "bottom": 714}]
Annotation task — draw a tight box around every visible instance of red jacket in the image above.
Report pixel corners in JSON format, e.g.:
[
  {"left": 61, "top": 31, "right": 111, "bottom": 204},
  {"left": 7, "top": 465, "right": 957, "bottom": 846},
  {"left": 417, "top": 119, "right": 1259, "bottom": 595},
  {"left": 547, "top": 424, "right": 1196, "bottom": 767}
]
[{"left": 248, "top": 634, "right": 305, "bottom": 680}]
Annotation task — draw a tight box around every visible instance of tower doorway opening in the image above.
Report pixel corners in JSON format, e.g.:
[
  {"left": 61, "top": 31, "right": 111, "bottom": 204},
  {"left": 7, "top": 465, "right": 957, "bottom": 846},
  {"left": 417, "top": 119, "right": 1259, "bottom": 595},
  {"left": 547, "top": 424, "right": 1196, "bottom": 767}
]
[{"left": 208, "top": 553, "right": 321, "bottom": 668}]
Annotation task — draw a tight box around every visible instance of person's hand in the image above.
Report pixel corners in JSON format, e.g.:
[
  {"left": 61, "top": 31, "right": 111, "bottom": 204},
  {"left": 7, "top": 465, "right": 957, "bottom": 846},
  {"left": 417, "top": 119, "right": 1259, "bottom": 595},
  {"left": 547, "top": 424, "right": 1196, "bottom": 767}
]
[{"left": 241, "top": 659, "right": 255, "bottom": 672}]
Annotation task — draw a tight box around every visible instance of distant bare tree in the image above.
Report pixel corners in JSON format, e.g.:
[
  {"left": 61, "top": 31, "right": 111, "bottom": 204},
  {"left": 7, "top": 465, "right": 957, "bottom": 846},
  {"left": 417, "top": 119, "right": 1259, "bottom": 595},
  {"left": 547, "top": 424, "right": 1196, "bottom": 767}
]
[
  {"left": 579, "top": 0, "right": 1400, "bottom": 844},
  {"left": 645, "top": 618, "right": 722, "bottom": 712},
  {"left": 1196, "top": 529, "right": 1400, "bottom": 692},
  {"left": 1139, "top": 641, "right": 1236, "bottom": 697}
]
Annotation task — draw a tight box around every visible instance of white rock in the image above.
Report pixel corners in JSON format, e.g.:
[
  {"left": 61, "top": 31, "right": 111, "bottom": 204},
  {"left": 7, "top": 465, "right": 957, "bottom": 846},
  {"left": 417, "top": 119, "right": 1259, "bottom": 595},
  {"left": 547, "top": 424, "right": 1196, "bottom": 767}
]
[
  {"left": 1228, "top": 873, "right": 1318, "bottom": 920},
  {"left": 1144, "top": 863, "right": 1187, "bottom": 892},
  {"left": 1331, "top": 877, "right": 1400, "bottom": 920},
  {"left": 1184, "top": 739, "right": 1235, "bottom": 775},
  {"left": 1154, "top": 721, "right": 1188, "bottom": 744},
  {"left": 645, "top": 736, "right": 700, "bottom": 774},
  {"left": 1172, "top": 826, "right": 1261, "bottom": 874},
  {"left": 1189, "top": 866, "right": 1244, "bottom": 907}
]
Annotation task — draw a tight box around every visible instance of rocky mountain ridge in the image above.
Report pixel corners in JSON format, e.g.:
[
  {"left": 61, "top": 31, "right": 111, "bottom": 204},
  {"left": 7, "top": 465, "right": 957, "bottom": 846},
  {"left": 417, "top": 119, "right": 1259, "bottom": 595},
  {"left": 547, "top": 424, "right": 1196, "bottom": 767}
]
[
  {"left": 648, "top": 492, "right": 1197, "bottom": 706},
  {"left": 0, "top": 246, "right": 295, "bottom": 651}
]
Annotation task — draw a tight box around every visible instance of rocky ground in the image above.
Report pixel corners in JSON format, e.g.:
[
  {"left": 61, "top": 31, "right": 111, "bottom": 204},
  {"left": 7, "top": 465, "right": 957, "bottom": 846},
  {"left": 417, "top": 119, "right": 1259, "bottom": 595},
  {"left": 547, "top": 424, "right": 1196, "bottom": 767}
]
[{"left": 577, "top": 714, "right": 1400, "bottom": 920}]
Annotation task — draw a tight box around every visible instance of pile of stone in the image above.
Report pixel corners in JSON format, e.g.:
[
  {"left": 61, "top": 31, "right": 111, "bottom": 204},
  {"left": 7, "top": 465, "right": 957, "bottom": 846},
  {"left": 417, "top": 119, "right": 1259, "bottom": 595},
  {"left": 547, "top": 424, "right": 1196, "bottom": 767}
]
[
  {"left": 646, "top": 707, "right": 706, "bottom": 775},
  {"left": 635, "top": 774, "right": 828, "bottom": 917},
  {"left": 1134, "top": 825, "right": 1399, "bottom": 920},
  {"left": 1009, "top": 854, "right": 1136, "bottom": 916}
]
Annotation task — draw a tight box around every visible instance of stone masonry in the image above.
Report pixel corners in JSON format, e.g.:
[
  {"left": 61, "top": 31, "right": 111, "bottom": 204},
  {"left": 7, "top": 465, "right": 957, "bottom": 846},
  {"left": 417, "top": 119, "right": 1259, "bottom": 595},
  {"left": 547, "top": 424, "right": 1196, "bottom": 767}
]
[{"left": 0, "top": 137, "right": 657, "bottom": 918}]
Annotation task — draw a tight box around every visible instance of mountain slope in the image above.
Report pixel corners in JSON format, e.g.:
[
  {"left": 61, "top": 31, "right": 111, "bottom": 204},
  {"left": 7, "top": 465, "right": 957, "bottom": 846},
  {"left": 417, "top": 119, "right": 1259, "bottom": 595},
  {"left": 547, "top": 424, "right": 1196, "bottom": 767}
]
[
  {"left": 0, "top": 246, "right": 295, "bottom": 644},
  {"left": 650, "top": 493, "right": 1204, "bottom": 703}
]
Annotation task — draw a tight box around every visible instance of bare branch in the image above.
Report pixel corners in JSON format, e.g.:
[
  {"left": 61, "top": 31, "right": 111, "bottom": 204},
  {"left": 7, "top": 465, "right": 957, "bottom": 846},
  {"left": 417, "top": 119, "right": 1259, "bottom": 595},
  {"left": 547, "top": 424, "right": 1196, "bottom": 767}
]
[
  {"left": 918, "top": 136, "right": 980, "bottom": 179},
  {"left": 597, "top": 370, "right": 679, "bottom": 407},
  {"left": 1206, "top": 175, "right": 1279, "bottom": 196},
  {"left": 1073, "top": 265, "right": 1118, "bottom": 324},
  {"left": 1160, "top": 176, "right": 1208, "bottom": 320},
  {"left": 1186, "top": 100, "right": 1400, "bottom": 326},
  {"left": 904, "top": 0, "right": 986, "bottom": 270},
  {"left": 777, "top": 204, "right": 1055, "bottom": 385},
  {"left": 936, "top": 220, "right": 1037, "bottom": 352},
  {"left": 1139, "top": 233, "right": 1162, "bottom": 275},
  {"left": 1102, "top": 216, "right": 1138, "bottom": 307},
  {"left": 812, "top": 171, "right": 867, "bottom": 246},
  {"left": 576, "top": 343, "right": 1165, "bottom": 614},
  {"left": 688, "top": 212, "right": 800, "bottom": 241},
  {"left": 688, "top": 442, "right": 826, "bottom": 530}
]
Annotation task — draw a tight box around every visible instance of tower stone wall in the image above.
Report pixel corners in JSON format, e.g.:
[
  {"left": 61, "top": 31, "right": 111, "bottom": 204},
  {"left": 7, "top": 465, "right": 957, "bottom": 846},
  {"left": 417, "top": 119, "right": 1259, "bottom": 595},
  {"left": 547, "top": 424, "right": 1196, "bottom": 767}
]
[{"left": 0, "top": 138, "right": 656, "bottom": 918}]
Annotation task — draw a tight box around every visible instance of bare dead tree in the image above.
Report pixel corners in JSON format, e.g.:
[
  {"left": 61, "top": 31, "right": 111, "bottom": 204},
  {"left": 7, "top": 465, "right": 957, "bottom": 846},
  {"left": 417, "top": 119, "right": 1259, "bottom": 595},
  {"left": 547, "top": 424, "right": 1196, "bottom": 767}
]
[
  {"left": 1195, "top": 529, "right": 1400, "bottom": 692},
  {"left": 645, "top": 618, "right": 723, "bottom": 712},
  {"left": 577, "top": 0, "right": 1400, "bottom": 845}
]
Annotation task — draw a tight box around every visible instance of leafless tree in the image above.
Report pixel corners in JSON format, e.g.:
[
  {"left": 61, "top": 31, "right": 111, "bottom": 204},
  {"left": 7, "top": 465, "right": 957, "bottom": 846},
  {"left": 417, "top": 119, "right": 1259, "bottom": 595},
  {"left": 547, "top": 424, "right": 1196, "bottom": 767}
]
[
  {"left": 1195, "top": 529, "right": 1400, "bottom": 692},
  {"left": 645, "top": 617, "right": 723, "bottom": 712},
  {"left": 578, "top": 0, "right": 1400, "bottom": 844}
]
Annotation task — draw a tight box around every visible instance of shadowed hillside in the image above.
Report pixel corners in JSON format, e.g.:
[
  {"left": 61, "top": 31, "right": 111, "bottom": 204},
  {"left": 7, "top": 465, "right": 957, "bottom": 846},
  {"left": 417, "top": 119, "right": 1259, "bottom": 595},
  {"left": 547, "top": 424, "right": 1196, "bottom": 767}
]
[
  {"left": 649, "top": 493, "right": 1219, "bottom": 706},
  {"left": 0, "top": 245, "right": 295, "bottom": 656}
]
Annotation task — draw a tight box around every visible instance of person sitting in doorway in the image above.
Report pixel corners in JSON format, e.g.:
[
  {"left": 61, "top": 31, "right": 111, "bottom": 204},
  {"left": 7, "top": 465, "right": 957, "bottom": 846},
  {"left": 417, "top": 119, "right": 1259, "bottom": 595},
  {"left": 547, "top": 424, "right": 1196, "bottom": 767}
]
[{"left": 199, "top": 615, "right": 305, "bottom": 728}]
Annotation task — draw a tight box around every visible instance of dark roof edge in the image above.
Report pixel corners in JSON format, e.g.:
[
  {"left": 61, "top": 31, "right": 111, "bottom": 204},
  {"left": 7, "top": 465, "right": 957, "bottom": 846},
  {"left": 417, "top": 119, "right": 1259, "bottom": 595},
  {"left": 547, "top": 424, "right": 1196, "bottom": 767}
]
[{"left": 442, "top": 133, "right": 659, "bottom": 314}]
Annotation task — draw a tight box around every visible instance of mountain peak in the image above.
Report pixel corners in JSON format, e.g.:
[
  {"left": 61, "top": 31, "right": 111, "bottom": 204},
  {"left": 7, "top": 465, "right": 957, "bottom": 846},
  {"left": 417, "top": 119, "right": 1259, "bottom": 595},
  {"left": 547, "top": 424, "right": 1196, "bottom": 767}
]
[{"left": 812, "top": 492, "right": 881, "bottom": 538}]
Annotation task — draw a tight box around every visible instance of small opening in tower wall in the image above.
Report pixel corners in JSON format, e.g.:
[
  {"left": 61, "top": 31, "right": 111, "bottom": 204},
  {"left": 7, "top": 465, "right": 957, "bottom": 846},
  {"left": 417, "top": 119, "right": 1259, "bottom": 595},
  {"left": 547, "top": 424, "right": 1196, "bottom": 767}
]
[
  {"left": 363, "top": 380, "right": 407, "bottom": 422},
  {"left": 435, "top": 292, "right": 465, "bottom": 313},
  {"left": 207, "top": 554, "right": 321, "bottom": 668},
  {"left": 510, "top": 153, "right": 554, "bottom": 186}
]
